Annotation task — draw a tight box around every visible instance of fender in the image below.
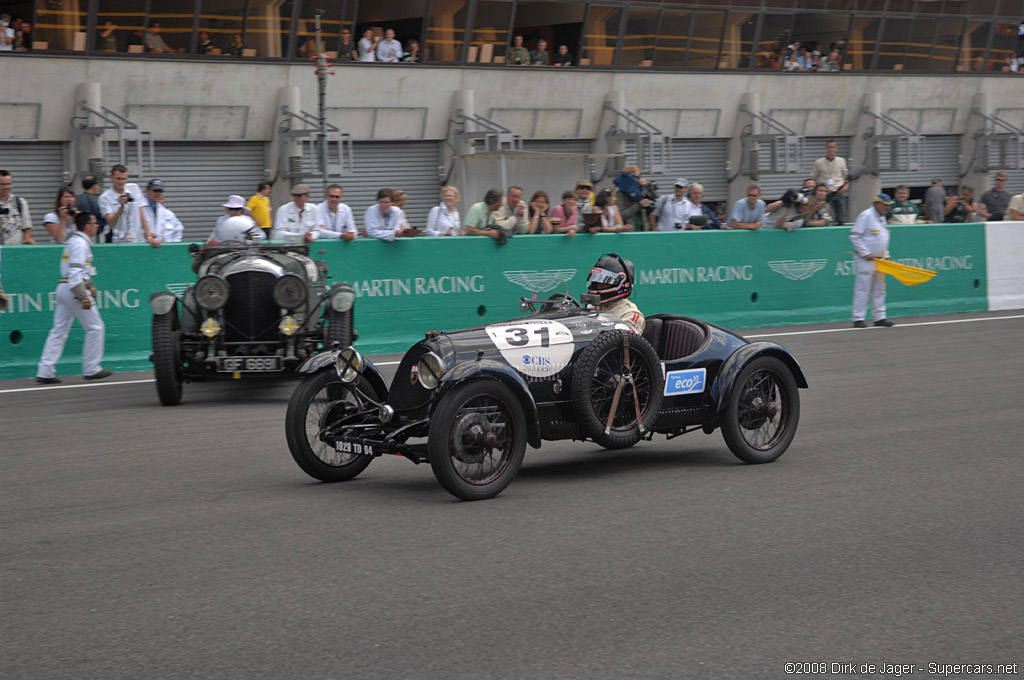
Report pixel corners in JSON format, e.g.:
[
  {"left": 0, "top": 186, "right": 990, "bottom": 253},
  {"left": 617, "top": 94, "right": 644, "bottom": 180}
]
[
  {"left": 440, "top": 360, "right": 543, "bottom": 449},
  {"left": 149, "top": 291, "right": 178, "bottom": 316},
  {"left": 711, "top": 342, "right": 809, "bottom": 413},
  {"left": 295, "top": 351, "right": 390, "bottom": 400}
]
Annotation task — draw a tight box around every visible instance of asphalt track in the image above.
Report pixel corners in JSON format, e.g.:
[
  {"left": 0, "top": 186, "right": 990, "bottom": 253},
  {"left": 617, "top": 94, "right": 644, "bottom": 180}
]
[{"left": 2, "top": 312, "right": 1022, "bottom": 680}]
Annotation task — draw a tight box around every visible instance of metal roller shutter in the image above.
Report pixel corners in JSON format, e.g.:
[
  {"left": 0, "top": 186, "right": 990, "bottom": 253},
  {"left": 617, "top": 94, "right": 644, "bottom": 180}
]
[
  {"left": 879, "top": 135, "right": 960, "bottom": 189},
  {"left": 109, "top": 141, "right": 267, "bottom": 242},
  {"left": 522, "top": 140, "right": 593, "bottom": 155},
  {"left": 755, "top": 137, "right": 851, "bottom": 200},
  {"left": 624, "top": 138, "right": 729, "bottom": 202},
  {"left": 0, "top": 142, "right": 66, "bottom": 226}
]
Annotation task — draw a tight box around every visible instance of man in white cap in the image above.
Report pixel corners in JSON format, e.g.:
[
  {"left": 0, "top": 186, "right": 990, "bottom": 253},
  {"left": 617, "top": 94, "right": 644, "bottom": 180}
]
[
  {"left": 273, "top": 184, "right": 322, "bottom": 244},
  {"left": 651, "top": 178, "right": 694, "bottom": 231},
  {"left": 211, "top": 194, "right": 262, "bottom": 242},
  {"left": 850, "top": 193, "right": 896, "bottom": 329},
  {"left": 139, "top": 179, "right": 180, "bottom": 244}
]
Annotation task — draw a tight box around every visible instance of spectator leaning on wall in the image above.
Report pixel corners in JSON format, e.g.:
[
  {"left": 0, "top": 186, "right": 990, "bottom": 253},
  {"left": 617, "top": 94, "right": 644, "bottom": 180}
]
[{"left": 0, "top": 170, "right": 36, "bottom": 245}]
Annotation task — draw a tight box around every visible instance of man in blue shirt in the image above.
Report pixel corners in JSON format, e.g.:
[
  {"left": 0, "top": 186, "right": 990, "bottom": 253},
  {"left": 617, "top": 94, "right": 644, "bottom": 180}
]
[{"left": 727, "top": 184, "right": 766, "bottom": 230}]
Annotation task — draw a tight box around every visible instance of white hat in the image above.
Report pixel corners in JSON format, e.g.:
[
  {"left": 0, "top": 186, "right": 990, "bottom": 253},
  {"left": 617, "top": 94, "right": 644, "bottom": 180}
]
[{"left": 222, "top": 194, "right": 246, "bottom": 209}]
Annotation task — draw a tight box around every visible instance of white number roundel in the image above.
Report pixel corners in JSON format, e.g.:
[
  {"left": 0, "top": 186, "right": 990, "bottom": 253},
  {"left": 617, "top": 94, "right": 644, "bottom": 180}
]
[{"left": 485, "top": 319, "right": 574, "bottom": 378}]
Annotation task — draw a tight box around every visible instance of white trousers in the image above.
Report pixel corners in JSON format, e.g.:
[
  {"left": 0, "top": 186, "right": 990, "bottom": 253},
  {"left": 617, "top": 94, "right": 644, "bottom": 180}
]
[
  {"left": 36, "top": 283, "right": 105, "bottom": 378},
  {"left": 852, "top": 257, "right": 887, "bottom": 322}
]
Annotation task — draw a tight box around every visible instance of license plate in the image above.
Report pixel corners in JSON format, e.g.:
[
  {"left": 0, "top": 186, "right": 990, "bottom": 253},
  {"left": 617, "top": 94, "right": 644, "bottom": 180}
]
[
  {"left": 334, "top": 440, "right": 375, "bottom": 456},
  {"left": 216, "top": 356, "right": 283, "bottom": 372}
]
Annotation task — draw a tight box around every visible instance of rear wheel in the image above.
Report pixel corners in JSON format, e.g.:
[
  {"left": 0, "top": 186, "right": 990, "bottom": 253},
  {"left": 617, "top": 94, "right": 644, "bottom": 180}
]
[
  {"left": 286, "top": 369, "right": 380, "bottom": 482},
  {"left": 429, "top": 380, "right": 527, "bottom": 501},
  {"left": 152, "top": 312, "right": 183, "bottom": 406},
  {"left": 721, "top": 356, "right": 800, "bottom": 463}
]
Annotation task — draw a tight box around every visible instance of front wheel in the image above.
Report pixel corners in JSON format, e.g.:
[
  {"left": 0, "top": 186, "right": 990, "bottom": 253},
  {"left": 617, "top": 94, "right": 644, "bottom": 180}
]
[
  {"left": 721, "top": 356, "right": 800, "bottom": 463},
  {"left": 428, "top": 380, "right": 527, "bottom": 501},
  {"left": 285, "top": 369, "right": 380, "bottom": 482},
  {"left": 325, "top": 307, "right": 353, "bottom": 350},
  {"left": 152, "top": 311, "right": 183, "bottom": 406}
]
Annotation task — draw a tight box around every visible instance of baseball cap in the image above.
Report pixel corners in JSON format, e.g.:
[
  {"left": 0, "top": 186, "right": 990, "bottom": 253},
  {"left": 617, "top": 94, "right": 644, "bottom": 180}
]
[
  {"left": 874, "top": 193, "right": 894, "bottom": 205},
  {"left": 147, "top": 179, "right": 165, "bottom": 190},
  {"left": 222, "top": 194, "right": 247, "bottom": 209},
  {"left": 576, "top": 179, "right": 593, "bottom": 188},
  {"left": 675, "top": 178, "right": 689, "bottom": 187},
  {"left": 290, "top": 184, "right": 310, "bottom": 196}
]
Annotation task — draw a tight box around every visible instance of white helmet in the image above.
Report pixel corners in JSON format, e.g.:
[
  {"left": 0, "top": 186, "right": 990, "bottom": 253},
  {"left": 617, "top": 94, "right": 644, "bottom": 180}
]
[{"left": 218, "top": 216, "right": 261, "bottom": 243}]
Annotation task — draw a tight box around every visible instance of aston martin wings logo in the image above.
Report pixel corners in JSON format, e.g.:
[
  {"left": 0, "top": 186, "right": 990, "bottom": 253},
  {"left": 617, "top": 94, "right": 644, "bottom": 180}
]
[
  {"left": 503, "top": 269, "right": 577, "bottom": 293},
  {"left": 767, "top": 259, "right": 828, "bottom": 281},
  {"left": 165, "top": 283, "right": 190, "bottom": 297}
]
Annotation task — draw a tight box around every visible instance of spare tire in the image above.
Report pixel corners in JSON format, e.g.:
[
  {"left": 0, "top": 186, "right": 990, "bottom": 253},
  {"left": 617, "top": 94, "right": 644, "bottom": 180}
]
[{"left": 570, "top": 330, "right": 663, "bottom": 449}]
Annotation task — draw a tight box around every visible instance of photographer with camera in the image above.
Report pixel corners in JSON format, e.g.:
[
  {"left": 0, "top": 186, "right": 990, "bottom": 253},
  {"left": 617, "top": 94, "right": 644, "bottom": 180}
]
[
  {"left": 43, "top": 187, "right": 80, "bottom": 243},
  {"left": 767, "top": 188, "right": 812, "bottom": 231},
  {"left": 651, "top": 178, "right": 695, "bottom": 232},
  {"left": 614, "top": 165, "right": 657, "bottom": 231},
  {"left": 0, "top": 170, "right": 35, "bottom": 245},
  {"left": 99, "top": 164, "right": 158, "bottom": 245}
]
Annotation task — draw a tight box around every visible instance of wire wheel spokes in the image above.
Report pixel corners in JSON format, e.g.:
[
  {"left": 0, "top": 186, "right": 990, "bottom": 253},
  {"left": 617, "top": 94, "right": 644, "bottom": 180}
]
[
  {"left": 589, "top": 348, "right": 653, "bottom": 431},
  {"left": 736, "top": 369, "right": 787, "bottom": 451},
  {"left": 447, "top": 396, "right": 516, "bottom": 486},
  {"left": 308, "top": 384, "right": 362, "bottom": 466}
]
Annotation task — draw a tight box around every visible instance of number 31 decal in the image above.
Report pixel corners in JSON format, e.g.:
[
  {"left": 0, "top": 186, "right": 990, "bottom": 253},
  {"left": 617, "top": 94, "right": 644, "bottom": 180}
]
[{"left": 505, "top": 326, "right": 550, "bottom": 347}]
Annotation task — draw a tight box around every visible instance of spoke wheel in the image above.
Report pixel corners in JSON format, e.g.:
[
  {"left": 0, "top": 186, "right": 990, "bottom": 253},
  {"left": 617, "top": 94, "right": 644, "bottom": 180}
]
[
  {"left": 325, "top": 307, "right": 353, "bottom": 350},
  {"left": 571, "top": 331, "right": 663, "bottom": 449},
  {"left": 722, "top": 356, "right": 800, "bottom": 463},
  {"left": 152, "top": 311, "right": 183, "bottom": 406},
  {"left": 429, "top": 380, "right": 527, "bottom": 501},
  {"left": 285, "top": 369, "right": 380, "bottom": 482}
]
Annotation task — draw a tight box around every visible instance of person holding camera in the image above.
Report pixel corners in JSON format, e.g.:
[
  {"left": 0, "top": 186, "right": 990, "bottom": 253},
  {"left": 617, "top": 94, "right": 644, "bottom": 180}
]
[
  {"left": 614, "top": 165, "right": 656, "bottom": 231},
  {"left": 99, "top": 164, "right": 158, "bottom": 245},
  {"left": 508, "top": 35, "right": 529, "bottom": 66},
  {"left": 651, "top": 178, "right": 695, "bottom": 232},
  {"left": 0, "top": 170, "right": 35, "bottom": 245},
  {"left": 43, "top": 186, "right": 80, "bottom": 243}
]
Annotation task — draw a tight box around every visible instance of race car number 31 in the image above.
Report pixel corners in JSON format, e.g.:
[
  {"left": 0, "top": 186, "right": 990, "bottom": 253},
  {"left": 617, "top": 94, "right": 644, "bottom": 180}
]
[{"left": 485, "top": 319, "right": 574, "bottom": 378}]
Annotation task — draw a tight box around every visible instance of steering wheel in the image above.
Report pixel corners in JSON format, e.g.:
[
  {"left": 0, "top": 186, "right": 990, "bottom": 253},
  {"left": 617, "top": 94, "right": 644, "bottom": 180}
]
[{"left": 538, "top": 293, "right": 582, "bottom": 313}]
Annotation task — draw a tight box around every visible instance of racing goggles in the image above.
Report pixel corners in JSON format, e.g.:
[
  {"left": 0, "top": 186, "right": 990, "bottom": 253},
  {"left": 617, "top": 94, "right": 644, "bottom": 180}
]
[{"left": 587, "top": 267, "right": 625, "bottom": 287}]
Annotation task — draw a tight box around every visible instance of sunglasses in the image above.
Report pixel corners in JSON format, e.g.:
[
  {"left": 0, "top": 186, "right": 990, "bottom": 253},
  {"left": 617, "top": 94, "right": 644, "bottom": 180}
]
[
  {"left": 292, "top": 193, "right": 308, "bottom": 198},
  {"left": 328, "top": 194, "right": 342, "bottom": 199},
  {"left": 576, "top": 185, "right": 590, "bottom": 190},
  {"left": 747, "top": 193, "right": 759, "bottom": 197}
]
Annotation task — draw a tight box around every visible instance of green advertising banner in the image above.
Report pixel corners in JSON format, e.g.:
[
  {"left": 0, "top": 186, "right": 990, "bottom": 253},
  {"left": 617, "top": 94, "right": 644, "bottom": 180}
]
[{"left": 0, "top": 224, "right": 988, "bottom": 380}]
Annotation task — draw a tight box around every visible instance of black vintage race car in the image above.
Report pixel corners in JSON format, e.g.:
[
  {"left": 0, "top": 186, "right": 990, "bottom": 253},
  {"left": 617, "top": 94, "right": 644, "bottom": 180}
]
[
  {"left": 284, "top": 295, "right": 808, "bottom": 500},
  {"left": 148, "top": 242, "right": 355, "bottom": 405}
]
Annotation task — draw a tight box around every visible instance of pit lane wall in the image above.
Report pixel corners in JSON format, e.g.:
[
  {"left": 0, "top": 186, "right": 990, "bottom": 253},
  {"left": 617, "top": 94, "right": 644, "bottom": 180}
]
[{"left": 0, "top": 222, "right": 1016, "bottom": 381}]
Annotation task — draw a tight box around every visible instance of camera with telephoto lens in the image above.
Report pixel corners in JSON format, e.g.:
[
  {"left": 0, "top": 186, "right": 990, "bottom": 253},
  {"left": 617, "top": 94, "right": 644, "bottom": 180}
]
[
  {"left": 780, "top": 188, "right": 809, "bottom": 208},
  {"left": 640, "top": 181, "right": 659, "bottom": 215},
  {"left": 0, "top": 207, "right": 8, "bottom": 216}
]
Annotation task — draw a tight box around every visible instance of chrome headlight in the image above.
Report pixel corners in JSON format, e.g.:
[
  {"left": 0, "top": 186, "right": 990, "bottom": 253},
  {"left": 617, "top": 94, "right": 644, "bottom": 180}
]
[
  {"left": 272, "top": 274, "right": 306, "bottom": 310},
  {"left": 195, "top": 275, "right": 230, "bottom": 310},
  {"left": 335, "top": 347, "right": 363, "bottom": 383},
  {"left": 417, "top": 352, "right": 443, "bottom": 390}
]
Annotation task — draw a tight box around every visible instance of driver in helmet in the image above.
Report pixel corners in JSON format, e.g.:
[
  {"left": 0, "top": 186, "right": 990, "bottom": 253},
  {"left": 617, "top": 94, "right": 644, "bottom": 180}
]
[{"left": 582, "top": 253, "right": 645, "bottom": 334}]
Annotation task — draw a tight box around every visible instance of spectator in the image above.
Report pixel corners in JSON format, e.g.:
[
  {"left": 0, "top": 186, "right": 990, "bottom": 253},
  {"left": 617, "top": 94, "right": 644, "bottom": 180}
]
[
  {"left": 769, "top": 189, "right": 812, "bottom": 231},
  {"left": 403, "top": 39, "right": 420, "bottom": 63},
  {"left": 944, "top": 185, "right": 977, "bottom": 223},
  {"left": 819, "top": 50, "right": 841, "bottom": 72},
  {"left": 651, "top": 178, "right": 694, "bottom": 231},
  {"left": 145, "top": 23, "right": 183, "bottom": 53},
  {"left": 273, "top": 184, "right": 320, "bottom": 243},
  {"left": 812, "top": 140, "right": 849, "bottom": 224},
  {"left": 614, "top": 165, "right": 654, "bottom": 231},
  {"left": 139, "top": 179, "right": 179, "bottom": 245},
  {"left": 803, "top": 183, "right": 835, "bottom": 227},
  {"left": 375, "top": 28, "right": 402, "bottom": 63},
  {"left": 76, "top": 176, "right": 107, "bottom": 237},
  {"left": 494, "top": 185, "right": 530, "bottom": 235},
  {"left": 553, "top": 44, "right": 573, "bottom": 66},
  {"left": 126, "top": 29, "right": 144, "bottom": 51},
  {"left": 196, "top": 31, "right": 213, "bottom": 55},
  {"left": 424, "top": 186, "right": 460, "bottom": 236},
  {"left": 100, "top": 164, "right": 156, "bottom": 244},
  {"left": 226, "top": 33, "right": 244, "bottom": 57},
  {"left": 0, "top": 170, "right": 35, "bottom": 244},
  {"left": 508, "top": 35, "right": 529, "bottom": 65},
  {"left": 1008, "top": 187, "right": 1024, "bottom": 221},
  {"left": 246, "top": 182, "right": 273, "bottom": 235},
  {"left": 590, "top": 189, "right": 627, "bottom": 232},
  {"left": 527, "top": 191, "right": 553, "bottom": 234},
  {"left": 215, "top": 194, "right": 252, "bottom": 235},
  {"left": 530, "top": 39, "right": 550, "bottom": 65},
  {"left": 575, "top": 179, "right": 595, "bottom": 215},
  {"left": 43, "top": 186, "right": 79, "bottom": 243},
  {"left": 850, "top": 194, "right": 895, "bottom": 328},
  {"left": 0, "top": 14, "right": 14, "bottom": 50},
  {"left": 338, "top": 28, "right": 356, "bottom": 62},
  {"left": 391, "top": 189, "right": 420, "bottom": 236},
  {"left": 11, "top": 16, "right": 29, "bottom": 51},
  {"left": 549, "top": 190, "right": 579, "bottom": 238},
  {"left": 99, "top": 21, "right": 118, "bottom": 52},
  {"left": 316, "top": 184, "right": 357, "bottom": 241},
  {"left": 363, "top": 188, "right": 405, "bottom": 241},
  {"left": 978, "top": 170, "right": 1011, "bottom": 221},
  {"left": 923, "top": 178, "right": 946, "bottom": 223},
  {"left": 463, "top": 188, "right": 508, "bottom": 244},
  {"left": 727, "top": 184, "right": 767, "bottom": 230},
  {"left": 887, "top": 185, "right": 920, "bottom": 225},
  {"left": 684, "top": 183, "right": 722, "bottom": 229},
  {"left": 357, "top": 28, "right": 378, "bottom": 62},
  {"left": 213, "top": 195, "right": 262, "bottom": 242}
]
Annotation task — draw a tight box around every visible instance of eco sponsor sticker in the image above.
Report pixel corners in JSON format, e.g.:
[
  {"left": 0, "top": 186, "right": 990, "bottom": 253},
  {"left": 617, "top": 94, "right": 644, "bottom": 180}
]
[
  {"left": 485, "top": 319, "right": 574, "bottom": 378},
  {"left": 664, "top": 368, "right": 706, "bottom": 396}
]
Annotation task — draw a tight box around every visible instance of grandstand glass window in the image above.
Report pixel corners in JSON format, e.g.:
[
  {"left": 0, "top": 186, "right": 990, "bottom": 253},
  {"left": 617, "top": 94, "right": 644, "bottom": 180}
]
[
  {"left": 876, "top": 16, "right": 914, "bottom": 70},
  {"left": 754, "top": 13, "right": 794, "bottom": 70},
  {"left": 985, "top": 20, "right": 1019, "bottom": 70},
  {"left": 847, "top": 15, "right": 881, "bottom": 69},
  {"left": 720, "top": 11, "right": 756, "bottom": 69},
  {"left": 96, "top": 0, "right": 149, "bottom": 54},
  {"left": 792, "top": 14, "right": 851, "bottom": 67},
  {"left": 619, "top": 6, "right": 659, "bottom": 68},
  {"left": 688, "top": 10, "right": 726, "bottom": 69},
  {"left": 197, "top": 0, "right": 246, "bottom": 57},
  {"left": 147, "top": 3, "right": 197, "bottom": 54},
  {"left": 293, "top": 1, "right": 345, "bottom": 59},
  {"left": 654, "top": 8, "right": 691, "bottom": 69},
  {"left": 426, "top": 0, "right": 468, "bottom": 63},
  {"left": 245, "top": 0, "right": 294, "bottom": 58},
  {"left": 513, "top": 1, "right": 584, "bottom": 67},
  {"left": 579, "top": 4, "right": 622, "bottom": 67},
  {"left": 356, "top": 0, "right": 425, "bottom": 61},
  {"left": 928, "top": 18, "right": 966, "bottom": 69},
  {"left": 468, "top": 1, "right": 512, "bottom": 65},
  {"left": 956, "top": 20, "right": 993, "bottom": 70},
  {"left": 33, "top": 0, "right": 88, "bottom": 52}
]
